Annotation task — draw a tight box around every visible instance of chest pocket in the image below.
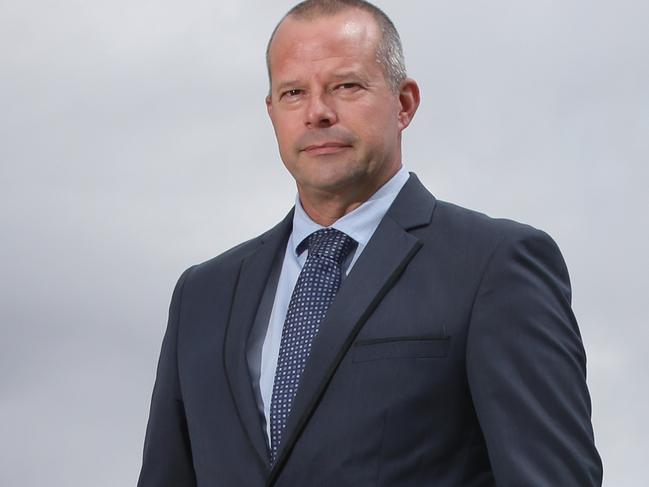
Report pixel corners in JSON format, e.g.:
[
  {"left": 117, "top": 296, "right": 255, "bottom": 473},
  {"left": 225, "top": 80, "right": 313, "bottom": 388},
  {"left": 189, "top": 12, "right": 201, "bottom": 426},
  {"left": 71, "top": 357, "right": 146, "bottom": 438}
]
[{"left": 351, "top": 336, "right": 450, "bottom": 363}]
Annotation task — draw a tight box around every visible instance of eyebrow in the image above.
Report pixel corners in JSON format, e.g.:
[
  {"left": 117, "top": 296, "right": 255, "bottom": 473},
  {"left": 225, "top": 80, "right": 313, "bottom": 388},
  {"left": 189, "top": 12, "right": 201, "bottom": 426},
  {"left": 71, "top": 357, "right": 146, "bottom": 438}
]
[
  {"left": 330, "top": 71, "right": 367, "bottom": 82},
  {"left": 274, "top": 80, "right": 301, "bottom": 95}
]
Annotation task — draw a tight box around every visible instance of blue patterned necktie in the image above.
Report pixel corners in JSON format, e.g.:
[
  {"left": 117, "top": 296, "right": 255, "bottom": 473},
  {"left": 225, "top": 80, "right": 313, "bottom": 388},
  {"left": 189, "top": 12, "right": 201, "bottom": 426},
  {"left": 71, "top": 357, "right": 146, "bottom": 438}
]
[{"left": 269, "top": 228, "right": 356, "bottom": 464}]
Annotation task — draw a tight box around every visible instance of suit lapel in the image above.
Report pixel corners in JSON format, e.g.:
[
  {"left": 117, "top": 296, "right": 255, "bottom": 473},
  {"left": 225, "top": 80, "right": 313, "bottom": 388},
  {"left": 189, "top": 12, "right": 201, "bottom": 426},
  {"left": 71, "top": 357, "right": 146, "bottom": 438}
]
[
  {"left": 223, "top": 208, "right": 294, "bottom": 472},
  {"left": 268, "top": 173, "right": 437, "bottom": 484}
]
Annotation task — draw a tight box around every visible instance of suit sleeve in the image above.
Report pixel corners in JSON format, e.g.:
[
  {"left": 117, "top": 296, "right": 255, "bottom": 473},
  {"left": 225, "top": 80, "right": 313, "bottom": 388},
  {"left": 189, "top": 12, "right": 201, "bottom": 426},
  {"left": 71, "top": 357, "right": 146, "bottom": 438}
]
[
  {"left": 466, "top": 227, "right": 603, "bottom": 486},
  {"left": 137, "top": 267, "right": 197, "bottom": 487}
]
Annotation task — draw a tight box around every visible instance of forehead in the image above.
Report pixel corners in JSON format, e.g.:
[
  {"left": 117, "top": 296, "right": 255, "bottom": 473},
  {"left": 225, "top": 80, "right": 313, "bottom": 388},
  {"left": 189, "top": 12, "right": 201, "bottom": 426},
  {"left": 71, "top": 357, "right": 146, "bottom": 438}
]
[{"left": 269, "top": 10, "right": 382, "bottom": 78}]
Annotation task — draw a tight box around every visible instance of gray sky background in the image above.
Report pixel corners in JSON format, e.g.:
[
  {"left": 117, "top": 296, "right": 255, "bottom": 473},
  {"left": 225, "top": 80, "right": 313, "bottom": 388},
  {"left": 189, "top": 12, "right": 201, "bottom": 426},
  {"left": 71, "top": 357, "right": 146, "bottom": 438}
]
[{"left": 1, "top": 1, "right": 647, "bottom": 485}]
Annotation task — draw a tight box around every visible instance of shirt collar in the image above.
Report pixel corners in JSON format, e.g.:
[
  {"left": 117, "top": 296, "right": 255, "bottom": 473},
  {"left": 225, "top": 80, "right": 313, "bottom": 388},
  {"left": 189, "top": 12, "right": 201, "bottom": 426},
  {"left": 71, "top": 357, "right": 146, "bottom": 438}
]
[{"left": 290, "top": 165, "right": 410, "bottom": 257}]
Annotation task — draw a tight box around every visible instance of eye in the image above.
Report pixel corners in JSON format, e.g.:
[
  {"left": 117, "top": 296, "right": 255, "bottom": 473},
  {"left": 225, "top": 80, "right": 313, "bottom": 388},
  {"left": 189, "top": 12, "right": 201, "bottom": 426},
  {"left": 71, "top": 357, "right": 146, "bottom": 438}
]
[
  {"left": 335, "top": 83, "right": 360, "bottom": 90},
  {"left": 281, "top": 89, "right": 303, "bottom": 99}
]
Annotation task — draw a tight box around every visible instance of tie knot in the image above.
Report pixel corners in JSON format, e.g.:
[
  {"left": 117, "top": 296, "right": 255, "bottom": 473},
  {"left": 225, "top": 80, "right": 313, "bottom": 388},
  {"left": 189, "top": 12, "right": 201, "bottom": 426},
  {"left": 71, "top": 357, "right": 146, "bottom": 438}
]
[{"left": 306, "top": 228, "right": 356, "bottom": 265}]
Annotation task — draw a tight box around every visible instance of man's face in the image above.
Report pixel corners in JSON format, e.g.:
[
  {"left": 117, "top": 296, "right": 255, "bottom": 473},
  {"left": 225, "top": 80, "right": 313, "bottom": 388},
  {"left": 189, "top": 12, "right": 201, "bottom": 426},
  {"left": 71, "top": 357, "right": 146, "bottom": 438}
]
[{"left": 266, "top": 9, "right": 409, "bottom": 197}]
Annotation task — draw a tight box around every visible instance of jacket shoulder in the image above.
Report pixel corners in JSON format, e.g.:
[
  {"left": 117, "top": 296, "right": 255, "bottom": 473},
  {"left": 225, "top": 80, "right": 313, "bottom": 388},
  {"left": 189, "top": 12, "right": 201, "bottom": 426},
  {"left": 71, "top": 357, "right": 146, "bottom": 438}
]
[
  {"left": 196, "top": 235, "right": 263, "bottom": 271},
  {"left": 432, "top": 198, "right": 554, "bottom": 246},
  {"left": 182, "top": 210, "right": 292, "bottom": 283}
]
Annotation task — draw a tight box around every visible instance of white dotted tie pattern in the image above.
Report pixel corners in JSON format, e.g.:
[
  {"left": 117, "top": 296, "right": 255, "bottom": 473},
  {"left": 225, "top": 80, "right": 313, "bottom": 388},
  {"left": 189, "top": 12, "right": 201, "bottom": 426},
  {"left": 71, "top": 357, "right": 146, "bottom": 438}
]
[{"left": 269, "top": 228, "right": 356, "bottom": 464}]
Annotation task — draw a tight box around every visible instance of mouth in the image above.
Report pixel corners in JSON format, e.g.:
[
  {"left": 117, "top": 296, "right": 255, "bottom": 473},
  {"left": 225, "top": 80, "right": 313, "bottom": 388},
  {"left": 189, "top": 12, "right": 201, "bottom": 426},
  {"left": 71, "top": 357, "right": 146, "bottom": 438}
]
[{"left": 302, "top": 142, "right": 352, "bottom": 156}]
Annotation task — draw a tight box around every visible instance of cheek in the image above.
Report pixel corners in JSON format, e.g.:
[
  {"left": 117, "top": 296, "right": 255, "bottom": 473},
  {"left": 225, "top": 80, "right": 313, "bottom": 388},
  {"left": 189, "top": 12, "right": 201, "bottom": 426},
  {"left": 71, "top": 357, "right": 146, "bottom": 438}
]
[
  {"left": 273, "top": 119, "right": 300, "bottom": 148},
  {"left": 363, "top": 117, "right": 397, "bottom": 149},
  {"left": 350, "top": 101, "right": 397, "bottom": 137}
]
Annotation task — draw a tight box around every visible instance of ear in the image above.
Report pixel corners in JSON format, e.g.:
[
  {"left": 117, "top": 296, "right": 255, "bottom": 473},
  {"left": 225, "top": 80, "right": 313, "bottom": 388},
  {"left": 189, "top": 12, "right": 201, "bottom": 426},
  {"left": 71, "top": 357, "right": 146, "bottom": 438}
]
[
  {"left": 396, "top": 78, "right": 420, "bottom": 131},
  {"left": 265, "top": 94, "right": 273, "bottom": 118}
]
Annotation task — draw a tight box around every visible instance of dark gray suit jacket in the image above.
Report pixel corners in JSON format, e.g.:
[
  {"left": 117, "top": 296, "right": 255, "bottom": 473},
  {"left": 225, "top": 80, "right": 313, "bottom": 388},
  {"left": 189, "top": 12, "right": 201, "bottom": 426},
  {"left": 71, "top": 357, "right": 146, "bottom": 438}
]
[{"left": 137, "top": 173, "right": 602, "bottom": 486}]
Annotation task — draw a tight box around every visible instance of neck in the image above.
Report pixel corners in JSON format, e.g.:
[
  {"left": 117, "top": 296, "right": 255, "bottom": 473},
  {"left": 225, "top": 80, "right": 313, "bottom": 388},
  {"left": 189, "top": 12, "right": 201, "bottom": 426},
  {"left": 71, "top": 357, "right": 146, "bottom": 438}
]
[{"left": 297, "top": 165, "right": 401, "bottom": 226}]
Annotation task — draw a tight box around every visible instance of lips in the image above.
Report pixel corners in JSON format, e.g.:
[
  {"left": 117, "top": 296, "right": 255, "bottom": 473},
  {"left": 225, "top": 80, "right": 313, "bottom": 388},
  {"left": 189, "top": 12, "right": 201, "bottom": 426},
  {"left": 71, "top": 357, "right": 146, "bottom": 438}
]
[{"left": 302, "top": 142, "right": 352, "bottom": 155}]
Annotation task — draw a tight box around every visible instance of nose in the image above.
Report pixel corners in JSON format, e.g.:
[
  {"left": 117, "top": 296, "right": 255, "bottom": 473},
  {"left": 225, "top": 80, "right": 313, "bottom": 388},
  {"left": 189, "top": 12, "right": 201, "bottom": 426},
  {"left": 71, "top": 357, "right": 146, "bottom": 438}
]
[{"left": 305, "top": 92, "right": 337, "bottom": 128}]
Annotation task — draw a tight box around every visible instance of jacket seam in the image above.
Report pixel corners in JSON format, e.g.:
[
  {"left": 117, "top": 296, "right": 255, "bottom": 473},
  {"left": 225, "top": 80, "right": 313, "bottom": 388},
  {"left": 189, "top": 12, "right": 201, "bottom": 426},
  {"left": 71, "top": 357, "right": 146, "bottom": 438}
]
[
  {"left": 464, "top": 232, "right": 508, "bottom": 366},
  {"left": 175, "top": 265, "right": 196, "bottom": 401}
]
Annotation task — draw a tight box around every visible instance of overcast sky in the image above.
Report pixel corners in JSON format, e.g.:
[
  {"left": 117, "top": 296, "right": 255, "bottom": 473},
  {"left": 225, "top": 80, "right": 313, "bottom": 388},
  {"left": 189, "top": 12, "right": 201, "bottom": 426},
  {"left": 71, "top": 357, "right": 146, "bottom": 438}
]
[{"left": 1, "top": 1, "right": 647, "bottom": 485}]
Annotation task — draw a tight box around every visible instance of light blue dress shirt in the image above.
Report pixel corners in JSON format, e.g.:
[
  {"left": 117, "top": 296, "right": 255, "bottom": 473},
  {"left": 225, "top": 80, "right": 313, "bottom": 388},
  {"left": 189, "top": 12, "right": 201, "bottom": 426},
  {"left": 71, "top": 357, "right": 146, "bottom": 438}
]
[{"left": 252, "top": 165, "right": 410, "bottom": 444}]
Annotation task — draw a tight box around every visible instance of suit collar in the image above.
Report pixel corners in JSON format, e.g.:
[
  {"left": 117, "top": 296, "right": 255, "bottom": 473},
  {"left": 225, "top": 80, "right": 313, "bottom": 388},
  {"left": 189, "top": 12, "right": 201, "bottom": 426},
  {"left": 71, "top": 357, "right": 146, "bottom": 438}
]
[{"left": 386, "top": 171, "right": 437, "bottom": 230}]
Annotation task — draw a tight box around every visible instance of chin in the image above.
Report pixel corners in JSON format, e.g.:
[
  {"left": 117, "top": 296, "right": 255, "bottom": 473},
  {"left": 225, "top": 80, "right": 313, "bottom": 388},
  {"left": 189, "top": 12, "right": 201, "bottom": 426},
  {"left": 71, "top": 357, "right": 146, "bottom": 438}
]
[
  {"left": 303, "top": 170, "right": 364, "bottom": 193},
  {"left": 288, "top": 154, "right": 368, "bottom": 192}
]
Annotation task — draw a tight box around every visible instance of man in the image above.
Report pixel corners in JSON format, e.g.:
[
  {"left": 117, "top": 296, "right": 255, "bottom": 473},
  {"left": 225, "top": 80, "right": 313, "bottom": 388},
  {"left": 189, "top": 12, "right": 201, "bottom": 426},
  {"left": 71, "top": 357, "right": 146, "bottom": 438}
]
[{"left": 137, "top": 1, "right": 603, "bottom": 485}]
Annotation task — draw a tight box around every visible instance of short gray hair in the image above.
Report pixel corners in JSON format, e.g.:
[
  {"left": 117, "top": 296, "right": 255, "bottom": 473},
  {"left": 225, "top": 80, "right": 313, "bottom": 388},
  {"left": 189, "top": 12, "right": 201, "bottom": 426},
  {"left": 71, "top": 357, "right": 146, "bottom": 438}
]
[{"left": 266, "top": 0, "right": 407, "bottom": 93}]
